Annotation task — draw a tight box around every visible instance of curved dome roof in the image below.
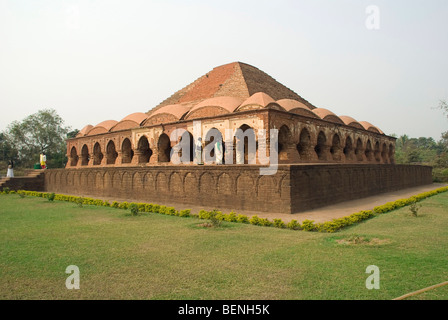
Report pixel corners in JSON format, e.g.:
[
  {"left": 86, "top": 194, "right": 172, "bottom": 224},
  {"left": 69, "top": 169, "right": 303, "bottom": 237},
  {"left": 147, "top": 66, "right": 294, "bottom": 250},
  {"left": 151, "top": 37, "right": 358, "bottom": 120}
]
[
  {"left": 87, "top": 120, "right": 118, "bottom": 136},
  {"left": 148, "top": 103, "right": 192, "bottom": 120},
  {"left": 339, "top": 116, "right": 364, "bottom": 129},
  {"left": 188, "top": 96, "right": 243, "bottom": 115},
  {"left": 76, "top": 124, "right": 93, "bottom": 137},
  {"left": 110, "top": 113, "right": 147, "bottom": 132},
  {"left": 120, "top": 112, "right": 148, "bottom": 124},
  {"left": 276, "top": 99, "right": 311, "bottom": 111},
  {"left": 312, "top": 108, "right": 344, "bottom": 124},
  {"left": 359, "top": 121, "right": 383, "bottom": 134},
  {"left": 237, "top": 92, "right": 275, "bottom": 111}
]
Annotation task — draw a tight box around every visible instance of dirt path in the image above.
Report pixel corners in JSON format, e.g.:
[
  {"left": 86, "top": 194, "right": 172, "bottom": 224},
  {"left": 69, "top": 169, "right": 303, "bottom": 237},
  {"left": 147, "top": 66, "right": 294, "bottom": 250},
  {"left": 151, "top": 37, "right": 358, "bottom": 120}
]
[{"left": 98, "top": 183, "right": 447, "bottom": 224}]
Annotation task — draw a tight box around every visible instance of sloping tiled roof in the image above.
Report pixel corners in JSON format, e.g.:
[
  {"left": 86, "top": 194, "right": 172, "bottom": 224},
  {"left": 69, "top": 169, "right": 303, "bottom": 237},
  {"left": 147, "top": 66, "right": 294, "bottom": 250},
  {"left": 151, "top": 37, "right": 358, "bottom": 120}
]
[{"left": 149, "top": 62, "right": 316, "bottom": 114}]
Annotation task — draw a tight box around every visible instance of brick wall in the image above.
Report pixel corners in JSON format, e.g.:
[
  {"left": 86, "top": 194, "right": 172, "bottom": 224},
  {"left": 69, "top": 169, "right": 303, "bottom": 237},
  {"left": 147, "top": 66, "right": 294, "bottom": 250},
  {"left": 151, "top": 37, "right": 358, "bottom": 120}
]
[{"left": 44, "top": 164, "right": 432, "bottom": 214}]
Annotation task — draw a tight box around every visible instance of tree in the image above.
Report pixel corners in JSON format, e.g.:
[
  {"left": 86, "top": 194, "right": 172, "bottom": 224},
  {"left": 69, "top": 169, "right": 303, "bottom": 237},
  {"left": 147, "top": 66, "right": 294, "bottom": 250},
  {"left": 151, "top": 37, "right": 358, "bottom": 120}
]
[
  {"left": 6, "top": 109, "right": 72, "bottom": 168},
  {"left": 0, "top": 132, "right": 18, "bottom": 164}
]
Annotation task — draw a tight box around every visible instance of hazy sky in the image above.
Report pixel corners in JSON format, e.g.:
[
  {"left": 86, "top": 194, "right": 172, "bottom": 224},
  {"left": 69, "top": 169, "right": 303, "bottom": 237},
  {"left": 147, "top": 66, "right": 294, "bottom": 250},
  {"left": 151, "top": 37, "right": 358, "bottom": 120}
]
[{"left": 1, "top": 0, "right": 447, "bottom": 140}]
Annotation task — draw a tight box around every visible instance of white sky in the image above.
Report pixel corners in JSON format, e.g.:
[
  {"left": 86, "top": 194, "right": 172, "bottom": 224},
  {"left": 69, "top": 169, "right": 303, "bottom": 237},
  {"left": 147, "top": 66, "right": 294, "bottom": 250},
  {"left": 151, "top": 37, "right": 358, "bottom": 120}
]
[{"left": 1, "top": 0, "right": 447, "bottom": 140}]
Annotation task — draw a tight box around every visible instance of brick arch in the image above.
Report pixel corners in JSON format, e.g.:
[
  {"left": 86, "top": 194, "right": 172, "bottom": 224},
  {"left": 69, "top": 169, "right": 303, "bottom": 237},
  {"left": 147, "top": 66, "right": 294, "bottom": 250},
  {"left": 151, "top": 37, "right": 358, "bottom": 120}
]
[
  {"left": 87, "top": 171, "right": 95, "bottom": 192},
  {"left": 137, "top": 136, "right": 153, "bottom": 164},
  {"left": 343, "top": 135, "right": 355, "bottom": 161},
  {"left": 278, "top": 124, "right": 295, "bottom": 162},
  {"left": 355, "top": 137, "right": 364, "bottom": 162},
  {"left": 199, "top": 172, "right": 215, "bottom": 194},
  {"left": 235, "top": 124, "right": 257, "bottom": 164},
  {"left": 157, "top": 133, "right": 171, "bottom": 163},
  {"left": 156, "top": 172, "right": 168, "bottom": 191},
  {"left": 112, "top": 171, "right": 122, "bottom": 188},
  {"left": 143, "top": 172, "right": 155, "bottom": 191},
  {"left": 381, "top": 142, "right": 389, "bottom": 163},
  {"left": 81, "top": 144, "right": 90, "bottom": 166},
  {"left": 121, "top": 138, "right": 134, "bottom": 164},
  {"left": 183, "top": 172, "right": 198, "bottom": 194},
  {"left": 106, "top": 140, "right": 118, "bottom": 165},
  {"left": 374, "top": 141, "right": 381, "bottom": 163},
  {"left": 204, "top": 127, "right": 224, "bottom": 164},
  {"left": 315, "top": 131, "right": 329, "bottom": 161},
  {"left": 169, "top": 172, "right": 183, "bottom": 193},
  {"left": 389, "top": 144, "right": 395, "bottom": 164},
  {"left": 93, "top": 142, "right": 103, "bottom": 165},
  {"left": 257, "top": 175, "right": 277, "bottom": 199},
  {"left": 70, "top": 146, "right": 79, "bottom": 167},
  {"left": 365, "top": 139, "right": 374, "bottom": 162},
  {"left": 217, "top": 172, "right": 233, "bottom": 195},
  {"left": 330, "top": 133, "right": 343, "bottom": 161},
  {"left": 236, "top": 173, "right": 254, "bottom": 196},
  {"left": 95, "top": 171, "right": 103, "bottom": 190},
  {"left": 122, "top": 171, "right": 132, "bottom": 190},
  {"left": 297, "top": 127, "right": 314, "bottom": 161}
]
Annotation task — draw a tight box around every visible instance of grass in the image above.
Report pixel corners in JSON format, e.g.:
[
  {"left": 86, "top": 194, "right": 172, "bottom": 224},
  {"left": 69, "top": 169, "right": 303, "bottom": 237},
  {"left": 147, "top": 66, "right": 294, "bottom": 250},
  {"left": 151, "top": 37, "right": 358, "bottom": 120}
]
[{"left": 1, "top": 192, "right": 448, "bottom": 300}]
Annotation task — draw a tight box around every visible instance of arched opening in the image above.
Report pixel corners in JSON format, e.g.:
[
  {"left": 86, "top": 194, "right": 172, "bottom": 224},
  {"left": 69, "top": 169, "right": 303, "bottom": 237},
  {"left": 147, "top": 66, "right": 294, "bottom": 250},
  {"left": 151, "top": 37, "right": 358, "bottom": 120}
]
[
  {"left": 389, "top": 144, "right": 395, "bottom": 164},
  {"left": 70, "top": 146, "right": 79, "bottom": 167},
  {"left": 381, "top": 142, "right": 388, "bottom": 163},
  {"left": 374, "top": 141, "right": 381, "bottom": 162},
  {"left": 278, "top": 125, "right": 292, "bottom": 161},
  {"left": 138, "top": 136, "right": 153, "bottom": 164},
  {"left": 235, "top": 124, "right": 256, "bottom": 164},
  {"left": 343, "top": 136, "right": 354, "bottom": 161},
  {"left": 179, "top": 130, "right": 194, "bottom": 163},
  {"left": 157, "top": 133, "right": 171, "bottom": 163},
  {"left": 355, "top": 138, "right": 364, "bottom": 162},
  {"left": 297, "top": 128, "right": 312, "bottom": 161},
  {"left": 330, "top": 134, "right": 342, "bottom": 161},
  {"left": 93, "top": 142, "right": 103, "bottom": 165},
  {"left": 106, "top": 140, "right": 118, "bottom": 165},
  {"left": 205, "top": 128, "right": 224, "bottom": 164},
  {"left": 365, "top": 140, "right": 374, "bottom": 161},
  {"left": 81, "top": 144, "right": 89, "bottom": 166},
  {"left": 121, "top": 138, "right": 134, "bottom": 164},
  {"left": 315, "top": 131, "right": 327, "bottom": 160}
]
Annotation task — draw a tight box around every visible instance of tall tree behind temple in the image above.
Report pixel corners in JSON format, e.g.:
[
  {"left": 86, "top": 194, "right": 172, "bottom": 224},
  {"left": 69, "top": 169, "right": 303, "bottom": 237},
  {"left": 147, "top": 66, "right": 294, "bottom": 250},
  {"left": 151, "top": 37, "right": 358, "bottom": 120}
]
[{"left": 5, "top": 109, "right": 72, "bottom": 168}]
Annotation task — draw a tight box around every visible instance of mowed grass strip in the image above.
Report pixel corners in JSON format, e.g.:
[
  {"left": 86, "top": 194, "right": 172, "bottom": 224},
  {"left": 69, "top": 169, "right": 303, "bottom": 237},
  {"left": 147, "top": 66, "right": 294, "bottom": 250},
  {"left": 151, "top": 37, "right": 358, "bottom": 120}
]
[{"left": 0, "top": 192, "right": 447, "bottom": 300}]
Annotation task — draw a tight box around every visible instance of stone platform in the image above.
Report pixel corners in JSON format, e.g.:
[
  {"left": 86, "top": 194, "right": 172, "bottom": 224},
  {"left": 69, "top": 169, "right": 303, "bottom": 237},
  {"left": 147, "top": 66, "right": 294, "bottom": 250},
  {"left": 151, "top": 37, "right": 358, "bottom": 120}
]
[{"left": 42, "top": 164, "right": 432, "bottom": 214}]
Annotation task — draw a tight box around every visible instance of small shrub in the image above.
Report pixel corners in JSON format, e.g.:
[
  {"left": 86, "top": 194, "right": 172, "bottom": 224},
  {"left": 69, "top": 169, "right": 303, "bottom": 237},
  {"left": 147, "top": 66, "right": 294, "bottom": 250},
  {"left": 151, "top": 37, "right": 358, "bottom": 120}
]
[
  {"left": 409, "top": 201, "right": 422, "bottom": 217},
  {"left": 111, "top": 201, "right": 120, "bottom": 208},
  {"left": 273, "top": 219, "right": 286, "bottom": 229},
  {"left": 3, "top": 187, "right": 10, "bottom": 194},
  {"left": 208, "top": 209, "right": 223, "bottom": 227},
  {"left": 178, "top": 209, "right": 191, "bottom": 217},
  {"left": 301, "top": 219, "right": 316, "bottom": 232},
  {"left": 129, "top": 203, "right": 139, "bottom": 216},
  {"left": 119, "top": 202, "right": 129, "bottom": 210},
  {"left": 236, "top": 214, "right": 249, "bottom": 224},
  {"left": 199, "top": 209, "right": 211, "bottom": 220},
  {"left": 48, "top": 193, "right": 56, "bottom": 202},
  {"left": 18, "top": 191, "right": 26, "bottom": 198},
  {"left": 249, "top": 215, "right": 261, "bottom": 226},
  {"left": 225, "top": 211, "right": 238, "bottom": 222},
  {"left": 75, "top": 197, "right": 84, "bottom": 208},
  {"left": 286, "top": 219, "right": 301, "bottom": 230}
]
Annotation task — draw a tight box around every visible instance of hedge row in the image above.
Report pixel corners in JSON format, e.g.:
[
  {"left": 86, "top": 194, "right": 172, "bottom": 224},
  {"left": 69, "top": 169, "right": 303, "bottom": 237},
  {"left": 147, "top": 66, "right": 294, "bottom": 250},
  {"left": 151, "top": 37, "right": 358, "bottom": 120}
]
[{"left": 3, "top": 186, "right": 448, "bottom": 233}]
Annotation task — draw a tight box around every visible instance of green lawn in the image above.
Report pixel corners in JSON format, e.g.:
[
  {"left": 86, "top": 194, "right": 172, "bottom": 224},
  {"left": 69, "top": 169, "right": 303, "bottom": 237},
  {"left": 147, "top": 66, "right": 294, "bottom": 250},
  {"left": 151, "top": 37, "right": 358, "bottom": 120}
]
[{"left": 0, "top": 192, "right": 447, "bottom": 300}]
